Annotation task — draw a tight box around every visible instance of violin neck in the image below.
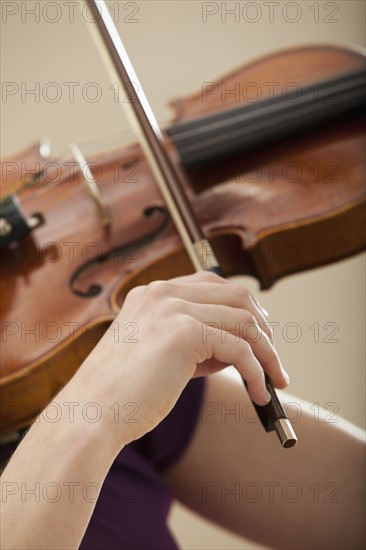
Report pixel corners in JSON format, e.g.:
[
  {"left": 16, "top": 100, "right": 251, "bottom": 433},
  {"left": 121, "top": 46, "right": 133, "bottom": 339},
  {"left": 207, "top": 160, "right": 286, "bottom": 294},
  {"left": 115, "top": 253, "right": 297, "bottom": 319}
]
[{"left": 167, "top": 67, "right": 366, "bottom": 169}]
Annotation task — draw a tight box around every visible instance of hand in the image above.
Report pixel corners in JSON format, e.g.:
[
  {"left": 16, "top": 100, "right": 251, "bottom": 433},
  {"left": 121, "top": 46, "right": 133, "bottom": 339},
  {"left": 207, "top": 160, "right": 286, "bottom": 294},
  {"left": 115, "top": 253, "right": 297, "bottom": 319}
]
[{"left": 77, "top": 271, "right": 289, "bottom": 446}]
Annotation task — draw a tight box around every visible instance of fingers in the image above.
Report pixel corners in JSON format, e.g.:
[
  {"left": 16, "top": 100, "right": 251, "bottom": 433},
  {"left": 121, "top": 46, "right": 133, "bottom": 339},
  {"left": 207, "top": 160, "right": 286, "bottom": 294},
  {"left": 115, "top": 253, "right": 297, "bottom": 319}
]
[
  {"left": 179, "top": 301, "right": 289, "bottom": 389},
  {"left": 197, "top": 327, "right": 271, "bottom": 406},
  {"left": 123, "top": 273, "right": 285, "bottom": 405},
  {"left": 145, "top": 272, "right": 272, "bottom": 340}
]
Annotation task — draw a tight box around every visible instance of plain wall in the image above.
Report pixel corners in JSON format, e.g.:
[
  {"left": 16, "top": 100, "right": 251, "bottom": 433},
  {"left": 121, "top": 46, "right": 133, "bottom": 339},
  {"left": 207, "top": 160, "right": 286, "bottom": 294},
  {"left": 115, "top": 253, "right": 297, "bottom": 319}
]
[{"left": 1, "top": 1, "right": 365, "bottom": 548}]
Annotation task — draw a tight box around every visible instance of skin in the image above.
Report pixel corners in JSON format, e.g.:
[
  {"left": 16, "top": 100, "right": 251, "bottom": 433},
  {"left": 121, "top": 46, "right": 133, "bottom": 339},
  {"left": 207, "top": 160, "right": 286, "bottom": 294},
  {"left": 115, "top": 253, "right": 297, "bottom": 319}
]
[
  {"left": 0, "top": 271, "right": 364, "bottom": 549},
  {"left": 164, "top": 375, "right": 365, "bottom": 549}
]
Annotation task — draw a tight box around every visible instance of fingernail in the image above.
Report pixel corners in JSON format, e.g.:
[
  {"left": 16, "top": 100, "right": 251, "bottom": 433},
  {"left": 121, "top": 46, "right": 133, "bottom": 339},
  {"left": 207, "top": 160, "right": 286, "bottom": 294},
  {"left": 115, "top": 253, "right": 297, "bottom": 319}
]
[
  {"left": 282, "top": 368, "right": 290, "bottom": 383},
  {"left": 264, "top": 390, "right": 272, "bottom": 403},
  {"left": 262, "top": 307, "right": 269, "bottom": 318}
]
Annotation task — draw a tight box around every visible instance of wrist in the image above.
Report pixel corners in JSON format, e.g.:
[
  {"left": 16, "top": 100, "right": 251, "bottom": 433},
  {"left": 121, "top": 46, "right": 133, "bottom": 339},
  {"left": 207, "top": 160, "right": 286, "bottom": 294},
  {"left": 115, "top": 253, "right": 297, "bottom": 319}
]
[{"left": 51, "top": 363, "right": 141, "bottom": 456}]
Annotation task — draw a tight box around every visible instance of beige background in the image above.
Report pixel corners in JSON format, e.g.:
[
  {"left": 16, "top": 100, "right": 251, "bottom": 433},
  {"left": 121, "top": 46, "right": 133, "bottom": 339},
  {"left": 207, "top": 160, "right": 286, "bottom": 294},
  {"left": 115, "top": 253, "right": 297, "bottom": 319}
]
[{"left": 1, "top": 1, "right": 365, "bottom": 548}]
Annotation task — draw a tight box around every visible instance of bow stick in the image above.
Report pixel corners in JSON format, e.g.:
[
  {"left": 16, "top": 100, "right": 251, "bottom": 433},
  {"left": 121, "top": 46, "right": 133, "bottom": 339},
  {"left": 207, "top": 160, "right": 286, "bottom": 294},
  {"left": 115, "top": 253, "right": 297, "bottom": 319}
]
[{"left": 83, "top": 0, "right": 297, "bottom": 448}]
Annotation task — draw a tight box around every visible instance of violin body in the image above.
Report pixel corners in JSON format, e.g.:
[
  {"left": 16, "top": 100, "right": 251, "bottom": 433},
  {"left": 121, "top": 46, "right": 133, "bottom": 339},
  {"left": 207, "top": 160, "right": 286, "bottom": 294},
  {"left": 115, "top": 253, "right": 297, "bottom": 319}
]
[{"left": 1, "top": 44, "right": 365, "bottom": 433}]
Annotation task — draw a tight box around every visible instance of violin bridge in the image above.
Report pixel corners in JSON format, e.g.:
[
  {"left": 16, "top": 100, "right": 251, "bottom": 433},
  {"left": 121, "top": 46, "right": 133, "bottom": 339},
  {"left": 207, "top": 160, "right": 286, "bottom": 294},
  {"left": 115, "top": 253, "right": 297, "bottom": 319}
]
[{"left": 70, "top": 142, "right": 111, "bottom": 227}]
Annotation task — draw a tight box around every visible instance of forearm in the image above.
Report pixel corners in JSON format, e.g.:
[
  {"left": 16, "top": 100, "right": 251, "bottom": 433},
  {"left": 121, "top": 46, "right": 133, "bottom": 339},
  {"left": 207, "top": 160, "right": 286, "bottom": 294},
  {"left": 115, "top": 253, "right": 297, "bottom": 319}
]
[
  {"left": 0, "top": 273, "right": 288, "bottom": 548},
  {"left": 164, "top": 373, "right": 366, "bottom": 550},
  {"left": 0, "top": 374, "right": 124, "bottom": 550}
]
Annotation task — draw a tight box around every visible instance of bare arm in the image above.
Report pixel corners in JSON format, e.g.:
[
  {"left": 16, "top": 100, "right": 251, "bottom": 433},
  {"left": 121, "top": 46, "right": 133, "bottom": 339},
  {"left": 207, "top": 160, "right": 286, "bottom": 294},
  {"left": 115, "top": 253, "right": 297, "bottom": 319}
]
[
  {"left": 0, "top": 380, "right": 124, "bottom": 549},
  {"left": 0, "top": 272, "right": 288, "bottom": 549},
  {"left": 164, "top": 371, "right": 365, "bottom": 550}
]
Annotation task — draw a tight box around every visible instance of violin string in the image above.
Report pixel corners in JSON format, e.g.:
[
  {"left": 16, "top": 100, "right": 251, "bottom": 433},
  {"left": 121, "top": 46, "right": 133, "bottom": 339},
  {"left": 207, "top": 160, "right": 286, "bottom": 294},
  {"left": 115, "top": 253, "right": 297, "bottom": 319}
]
[
  {"left": 1, "top": 181, "right": 30, "bottom": 201},
  {"left": 8, "top": 149, "right": 89, "bottom": 213},
  {"left": 167, "top": 67, "right": 366, "bottom": 166},
  {"left": 31, "top": 180, "right": 86, "bottom": 213},
  {"left": 1, "top": 119, "right": 172, "bottom": 205},
  {"left": 22, "top": 168, "right": 112, "bottom": 216},
  {"left": 6, "top": 65, "right": 364, "bottom": 207}
]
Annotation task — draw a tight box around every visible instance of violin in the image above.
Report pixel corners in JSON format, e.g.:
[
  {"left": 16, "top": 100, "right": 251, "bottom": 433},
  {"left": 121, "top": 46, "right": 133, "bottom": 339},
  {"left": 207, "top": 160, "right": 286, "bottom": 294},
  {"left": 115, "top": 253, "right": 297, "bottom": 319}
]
[{"left": 1, "top": 37, "right": 365, "bottom": 436}]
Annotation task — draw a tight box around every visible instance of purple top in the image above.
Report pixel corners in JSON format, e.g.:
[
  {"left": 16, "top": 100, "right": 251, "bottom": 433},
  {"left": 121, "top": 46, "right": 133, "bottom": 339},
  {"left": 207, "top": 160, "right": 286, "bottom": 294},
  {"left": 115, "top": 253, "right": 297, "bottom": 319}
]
[
  {"left": 79, "top": 377, "right": 206, "bottom": 549},
  {"left": 0, "top": 379, "right": 205, "bottom": 549}
]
